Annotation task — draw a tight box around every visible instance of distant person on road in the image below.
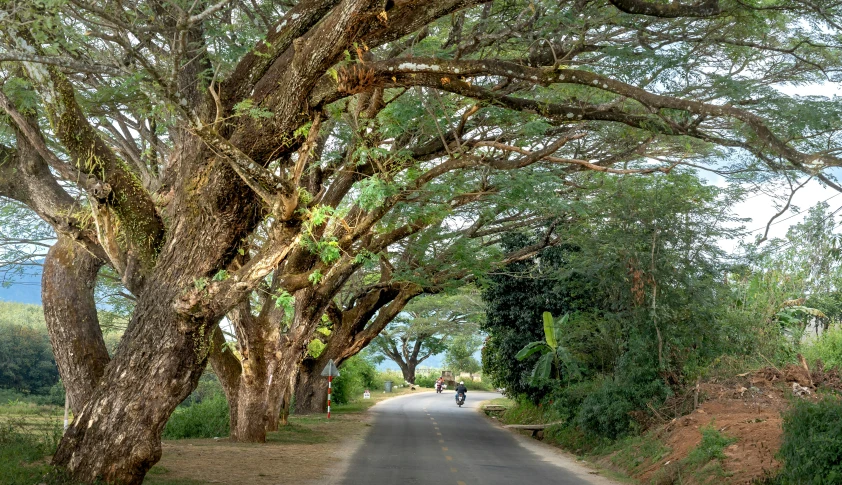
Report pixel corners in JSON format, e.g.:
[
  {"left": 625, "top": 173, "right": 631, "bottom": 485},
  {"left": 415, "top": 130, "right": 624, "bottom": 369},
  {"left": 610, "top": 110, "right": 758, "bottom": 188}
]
[
  {"left": 455, "top": 381, "right": 467, "bottom": 402},
  {"left": 435, "top": 377, "right": 444, "bottom": 392}
]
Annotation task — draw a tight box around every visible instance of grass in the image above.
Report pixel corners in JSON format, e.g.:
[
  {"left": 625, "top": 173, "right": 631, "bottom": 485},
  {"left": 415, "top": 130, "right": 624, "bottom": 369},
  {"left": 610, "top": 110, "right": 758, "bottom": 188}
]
[
  {"left": 0, "top": 382, "right": 422, "bottom": 485},
  {"left": 608, "top": 432, "right": 671, "bottom": 474},
  {"left": 162, "top": 394, "right": 228, "bottom": 439},
  {"left": 0, "top": 417, "right": 62, "bottom": 485},
  {"left": 651, "top": 426, "right": 736, "bottom": 485},
  {"left": 266, "top": 419, "right": 331, "bottom": 445}
]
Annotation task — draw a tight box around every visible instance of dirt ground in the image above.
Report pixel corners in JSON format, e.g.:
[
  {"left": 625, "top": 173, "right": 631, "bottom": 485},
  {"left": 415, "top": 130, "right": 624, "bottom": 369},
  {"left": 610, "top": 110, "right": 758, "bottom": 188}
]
[
  {"left": 145, "top": 386, "right": 425, "bottom": 485},
  {"left": 627, "top": 363, "right": 841, "bottom": 485}
]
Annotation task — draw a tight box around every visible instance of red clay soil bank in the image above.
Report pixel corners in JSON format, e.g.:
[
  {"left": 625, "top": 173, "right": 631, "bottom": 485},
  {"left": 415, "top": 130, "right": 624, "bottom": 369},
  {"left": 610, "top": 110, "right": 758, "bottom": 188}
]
[{"left": 629, "top": 364, "right": 841, "bottom": 484}]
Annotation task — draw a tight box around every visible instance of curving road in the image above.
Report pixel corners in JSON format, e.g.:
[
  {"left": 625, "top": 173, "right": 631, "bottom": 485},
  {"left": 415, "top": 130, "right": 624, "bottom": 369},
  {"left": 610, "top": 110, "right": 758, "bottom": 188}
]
[{"left": 341, "top": 391, "right": 605, "bottom": 485}]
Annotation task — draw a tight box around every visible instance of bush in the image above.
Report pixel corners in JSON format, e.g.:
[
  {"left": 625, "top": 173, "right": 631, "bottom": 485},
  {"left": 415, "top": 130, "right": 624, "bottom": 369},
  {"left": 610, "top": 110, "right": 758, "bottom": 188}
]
[
  {"left": 546, "top": 380, "right": 601, "bottom": 424},
  {"left": 575, "top": 379, "right": 637, "bottom": 439},
  {"left": 802, "top": 325, "right": 842, "bottom": 370},
  {"left": 775, "top": 397, "right": 842, "bottom": 485},
  {"left": 331, "top": 355, "right": 379, "bottom": 404},
  {"left": 461, "top": 379, "right": 493, "bottom": 391},
  {"left": 414, "top": 374, "right": 436, "bottom": 388},
  {"left": 162, "top": 394, "right": 229, "bottom": 439}
]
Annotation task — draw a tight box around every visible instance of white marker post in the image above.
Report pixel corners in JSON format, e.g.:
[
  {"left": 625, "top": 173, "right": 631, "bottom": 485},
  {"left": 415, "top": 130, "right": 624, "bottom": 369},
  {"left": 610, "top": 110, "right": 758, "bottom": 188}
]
[{"left": 320, "top": 359, "right": 340, "bottom": 419}]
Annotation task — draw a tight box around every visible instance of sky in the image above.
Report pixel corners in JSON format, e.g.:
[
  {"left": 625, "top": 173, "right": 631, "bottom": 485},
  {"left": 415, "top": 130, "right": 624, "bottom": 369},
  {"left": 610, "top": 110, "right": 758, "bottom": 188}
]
[{"left": 716, "top": 81, "right": 842, "bottom": 252}]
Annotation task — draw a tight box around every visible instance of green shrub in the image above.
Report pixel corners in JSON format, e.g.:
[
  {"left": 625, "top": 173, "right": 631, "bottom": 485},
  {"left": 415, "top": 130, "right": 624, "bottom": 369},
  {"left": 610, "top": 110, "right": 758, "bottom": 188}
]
[
  {"left": 461, "top": 379, "right": 493, "bottom": 391},
  {"left": 802, "top": 325, "right": 842, "bottom": 370},
  {"left": 501, "top": 399, "right": 554, "bottom": 425},
  {"left": 414, "top": 374, "right": 436, "bottom": 388},
  {"left": 162, "top": 394, "right": 229, "bottom": 439},
  {"left": 546, "top": 380, "right": 601, "bottom": 424},
  {"left": 331, "top": 355, "right": 379, "bottom": 404},
  {"left": 575, "top": 379, "right": 636, "bottom": 439},
  {"left": 775, "top": 397, "right": 842, "bottom": 485}
]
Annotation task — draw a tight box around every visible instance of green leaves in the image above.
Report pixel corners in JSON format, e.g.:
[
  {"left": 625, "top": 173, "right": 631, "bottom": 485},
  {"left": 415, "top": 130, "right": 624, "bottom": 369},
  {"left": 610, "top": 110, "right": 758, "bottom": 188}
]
[
  {"left": 532, "top": 352, "right": 555, "bottom": 381},
  {"left": 515, "top": 341, "right": 548, "bottom": 360},
  {"left": 273, "top": 290, "right": 295, "bottom": 325},
  {"left": 355, "top": 175, "right": 396, "bottom": 211},
  {"left": 232, "top": 99, "right": 273, "bottom": 119},
  {"left": 543, "top": 311, "right": 558, "bottom": 349},
  {"left": 517, "top": 312, "right": 578, "bottom": 385}
]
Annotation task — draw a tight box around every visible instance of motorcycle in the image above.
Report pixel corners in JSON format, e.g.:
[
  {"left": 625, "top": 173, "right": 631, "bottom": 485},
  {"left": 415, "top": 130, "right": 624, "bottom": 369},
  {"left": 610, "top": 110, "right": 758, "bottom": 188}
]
[
  {"left": 436, "top": 383, "right": 443, "bottom": 393},
  {"left": 456, "top": 392, "right": 466, "bottom": 407}
]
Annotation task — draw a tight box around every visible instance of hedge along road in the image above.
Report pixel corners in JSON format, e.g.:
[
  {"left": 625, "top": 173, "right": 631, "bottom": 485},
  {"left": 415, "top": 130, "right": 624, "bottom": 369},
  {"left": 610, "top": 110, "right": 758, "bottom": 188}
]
[{"left": 340, "top": 391, "right": 621, "bottom": 485}]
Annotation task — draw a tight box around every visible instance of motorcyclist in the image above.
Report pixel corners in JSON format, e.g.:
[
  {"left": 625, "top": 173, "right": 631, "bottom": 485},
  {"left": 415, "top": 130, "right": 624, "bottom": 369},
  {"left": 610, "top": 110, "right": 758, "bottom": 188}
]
[
  {"left": 435, "top": 378, "right": 443, "bottom": 393},
  {"left": 455, "top": 381, "right": 467, "bottom": 403}
]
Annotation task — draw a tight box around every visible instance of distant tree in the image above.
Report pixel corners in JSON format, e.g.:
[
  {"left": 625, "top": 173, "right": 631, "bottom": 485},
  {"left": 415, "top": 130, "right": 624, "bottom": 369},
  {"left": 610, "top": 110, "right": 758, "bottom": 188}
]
[
  {"left": 0, "top": 323, "right": 58, "bottom": 393},
  {"left": 373, "top": 289, "right": 483, "bottom": 383},
  {"left": 445, "top": 334, "right": 482, "bottom": 375}
]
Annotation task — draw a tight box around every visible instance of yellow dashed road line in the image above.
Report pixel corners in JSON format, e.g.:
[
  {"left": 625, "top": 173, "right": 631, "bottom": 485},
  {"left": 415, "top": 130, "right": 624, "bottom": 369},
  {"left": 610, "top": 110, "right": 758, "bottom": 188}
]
[{"left": 445, "top": 456, "right": 453, "bottom": 461}]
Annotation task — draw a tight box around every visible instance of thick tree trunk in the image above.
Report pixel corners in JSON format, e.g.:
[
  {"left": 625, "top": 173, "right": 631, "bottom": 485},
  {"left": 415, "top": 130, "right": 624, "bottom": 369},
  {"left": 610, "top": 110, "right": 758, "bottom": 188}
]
[
  {"left": 402, "top": 360, "right": 418, "bottom": 385},
  {"left": 235, "top": 374, "right": 269, "bottom": 442},
  {"left": 294, "top": 358, "right": 329, "bottom": 414},
  {"left": 42, "top": 236, "right": 110, "bottom": 415},
  {"left": 51, "top": 283, "right": 213, "bottom": 485},
  {"left": 266, "top": 367, "right": 293, "bottom": 430},
  {"left": 210, "top": 306, "right": 289, "bottom": 442}
]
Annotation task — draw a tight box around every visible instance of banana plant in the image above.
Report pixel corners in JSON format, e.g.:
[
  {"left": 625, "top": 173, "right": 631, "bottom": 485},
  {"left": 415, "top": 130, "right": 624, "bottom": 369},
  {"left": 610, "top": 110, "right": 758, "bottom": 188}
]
[{"left": 516, "top": 312, "right": 581, "bottom": 385}]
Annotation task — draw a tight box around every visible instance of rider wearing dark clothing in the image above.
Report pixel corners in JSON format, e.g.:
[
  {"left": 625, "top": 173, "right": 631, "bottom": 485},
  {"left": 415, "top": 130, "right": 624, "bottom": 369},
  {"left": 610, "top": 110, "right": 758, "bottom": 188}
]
[{"left": 455, "top": 382, "right": 467, "bottom": 402}]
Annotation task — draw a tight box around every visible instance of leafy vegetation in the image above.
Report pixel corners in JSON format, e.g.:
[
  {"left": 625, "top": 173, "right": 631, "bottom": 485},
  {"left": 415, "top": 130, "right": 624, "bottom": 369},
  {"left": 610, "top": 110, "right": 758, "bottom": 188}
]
[
  {"left": 801, "top": 326, "right": 842, "bottom": 370},
  {"left": 774, "top": 397, "right": 842, "bottom": 485},
  {"left": 330, "top": 355, "right": 380, "bottom": 405},
  {"left": 0, "top": 417, "right": 62, "bottom": 485},
  {"left": 162, "top": 394, "right": 230, "bottom": 440},
  {"left": 483, "top": 172, "right": 743, "bottom": 432}
]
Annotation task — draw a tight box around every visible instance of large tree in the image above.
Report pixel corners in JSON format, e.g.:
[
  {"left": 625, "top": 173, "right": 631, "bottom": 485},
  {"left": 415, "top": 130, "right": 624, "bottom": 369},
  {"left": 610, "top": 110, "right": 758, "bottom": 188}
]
[{"left": 1, "top": 0, "right": 841, "bottom": 483}]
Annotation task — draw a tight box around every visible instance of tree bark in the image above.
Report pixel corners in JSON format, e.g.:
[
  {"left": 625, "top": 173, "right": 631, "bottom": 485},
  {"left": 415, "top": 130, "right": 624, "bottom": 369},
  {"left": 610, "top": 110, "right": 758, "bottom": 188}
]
[
  {"left": 42, "top": 235, "right": 110, "bottom": 415},
  {"left": 51, "top": 283, "right": 214, "bottom": 485},
  {"left": 295, "top": 358, "right": 328, "bottom": 414},
  {"left": 266, "top": 366, "right": 293, "bottom": 430}
]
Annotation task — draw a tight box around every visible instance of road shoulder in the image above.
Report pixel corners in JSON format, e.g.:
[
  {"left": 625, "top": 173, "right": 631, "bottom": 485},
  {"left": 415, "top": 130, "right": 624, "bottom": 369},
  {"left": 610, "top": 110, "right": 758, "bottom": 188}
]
[{"left": 476, "top": 400, "right": 632, "bottom": 485}]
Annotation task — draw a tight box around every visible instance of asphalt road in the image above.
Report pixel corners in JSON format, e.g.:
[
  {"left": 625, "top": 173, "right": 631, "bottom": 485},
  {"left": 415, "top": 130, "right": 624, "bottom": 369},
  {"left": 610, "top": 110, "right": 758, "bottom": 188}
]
[{"left": 341, "top": 391, "right": 595, "bottom": 485}]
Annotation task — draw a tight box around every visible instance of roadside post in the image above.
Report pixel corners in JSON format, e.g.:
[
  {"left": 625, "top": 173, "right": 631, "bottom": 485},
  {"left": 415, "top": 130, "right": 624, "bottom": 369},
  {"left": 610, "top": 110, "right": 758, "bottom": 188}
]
[{"left": 321, "top": 359, "right": 340, "bottom": 418}]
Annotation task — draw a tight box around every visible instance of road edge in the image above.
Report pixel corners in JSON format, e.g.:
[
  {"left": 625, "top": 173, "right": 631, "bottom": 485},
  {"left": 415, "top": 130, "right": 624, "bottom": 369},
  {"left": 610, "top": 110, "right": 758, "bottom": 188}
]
[{"left": 475, "top": 399, "right": 633, "bottom": 485}]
